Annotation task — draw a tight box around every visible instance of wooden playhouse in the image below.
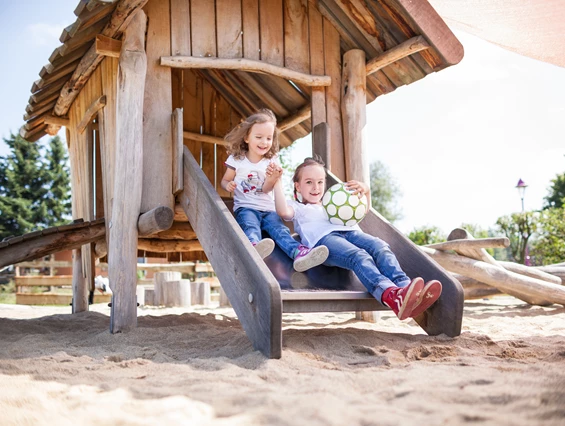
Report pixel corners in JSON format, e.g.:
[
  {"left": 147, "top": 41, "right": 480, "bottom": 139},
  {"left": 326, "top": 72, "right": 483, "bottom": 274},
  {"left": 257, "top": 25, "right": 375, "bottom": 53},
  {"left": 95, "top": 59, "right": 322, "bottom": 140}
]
[{"left": 10, "top": 0, "right": 465, "bottom": 358}]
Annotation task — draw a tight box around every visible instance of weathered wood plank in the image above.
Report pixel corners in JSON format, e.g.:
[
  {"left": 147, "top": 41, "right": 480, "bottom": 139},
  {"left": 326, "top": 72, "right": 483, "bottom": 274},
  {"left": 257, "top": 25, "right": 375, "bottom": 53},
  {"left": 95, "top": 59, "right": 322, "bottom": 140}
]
[
  {"left": 172, "top": 108, "right": 184, "bottom": 194},
  {"left": 183, "top": 70, "right": 202, "bottom": 159},
  {"left": 180, "top": 146, "right": 282, "bottom": 358},
  {"left": 242, "top": 0, "right": 260, "bottom": 60},
  {"left": 216, "top": 0, "right": 243, "bottom": 59},
  {"left": 191, "top": 0, "right": 216, "bottom": 58},
  {"left": 201, "top": 79, "right": 216, "bottom": 188},
  {"left": 308, "top": 0, "right": 326, "bottom": 128},
  {"left": 77, "top": 95, "right": 106, "bottom": 133},
  {"left": 259, "top": 0, "right": 284, "bottom": 66},
  {"left": 137, "top": 238, "right": 202, "bottom": 252},
  {"left": 284, "top": 0, "right": 310, "bottom": 73},
  {"left": 170, "top": 0, "right": 191, "bottom": 55}
]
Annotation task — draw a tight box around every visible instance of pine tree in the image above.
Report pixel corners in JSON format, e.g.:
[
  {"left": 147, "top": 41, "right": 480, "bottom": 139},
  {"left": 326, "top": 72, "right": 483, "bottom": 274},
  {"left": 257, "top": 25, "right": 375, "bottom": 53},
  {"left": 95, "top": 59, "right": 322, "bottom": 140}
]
[{"left": 0, "top": 132, "right": 71, "bottom": 239}]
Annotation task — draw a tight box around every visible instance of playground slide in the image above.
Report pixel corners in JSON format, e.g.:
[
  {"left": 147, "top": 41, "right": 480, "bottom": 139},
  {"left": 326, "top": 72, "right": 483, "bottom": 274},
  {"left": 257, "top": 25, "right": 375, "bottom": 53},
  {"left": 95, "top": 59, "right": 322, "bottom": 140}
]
[{"left": 180, "top": 147, "right": 464, "bottom": 358}]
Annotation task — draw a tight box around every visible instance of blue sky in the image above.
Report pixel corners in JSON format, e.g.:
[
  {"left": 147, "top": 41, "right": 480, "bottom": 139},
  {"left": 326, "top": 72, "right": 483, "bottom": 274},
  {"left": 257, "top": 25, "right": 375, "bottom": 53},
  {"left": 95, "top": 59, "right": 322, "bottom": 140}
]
[{"left": 1, "top": 1, "right": 564, "bottom": 234}]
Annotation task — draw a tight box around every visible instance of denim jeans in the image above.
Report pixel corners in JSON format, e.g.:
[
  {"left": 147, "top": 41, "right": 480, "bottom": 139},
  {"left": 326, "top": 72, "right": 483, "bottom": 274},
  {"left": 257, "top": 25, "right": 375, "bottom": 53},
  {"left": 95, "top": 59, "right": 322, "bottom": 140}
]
[
  {"left": 234, "top": 207, "right": 300, "bottom": 259},
  {"left": 316, "top": 230, "right": 410, "bottom": 301}
]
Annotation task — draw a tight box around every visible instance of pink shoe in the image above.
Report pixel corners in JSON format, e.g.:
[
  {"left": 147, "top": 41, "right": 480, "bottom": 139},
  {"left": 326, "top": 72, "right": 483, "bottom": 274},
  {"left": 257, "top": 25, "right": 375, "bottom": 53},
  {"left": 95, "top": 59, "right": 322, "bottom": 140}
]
[
  {"left": 381, "top": 277, "right": 424, "bottom": 320},
  {"left": 410, "top": 280, "right": 442, "bottom": 318}
]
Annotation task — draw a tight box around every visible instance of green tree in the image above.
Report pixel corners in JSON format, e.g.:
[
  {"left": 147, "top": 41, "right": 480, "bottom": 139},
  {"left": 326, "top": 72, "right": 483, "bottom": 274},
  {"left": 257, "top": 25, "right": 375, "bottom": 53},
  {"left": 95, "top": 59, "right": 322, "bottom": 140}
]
[
  {"left": 543, "top": 169, "right": 565, "bottom": 209},
  {"left": 42, "top": 136, "right": 71, "bottom": 226},
  {"left": 530, "top": 208, "right": 565, "bottom": 265},
  {"left": 369, "top": 160, "right": 402, "bottom": 223},
  {"left": 494, "top": 212, "right": 538, "bottom": 264},
  {"left": 0, "top": 132, "right": 71, "bottom": 239},
  {"left": 407, "top": 225, "right": 446, "bottom": 246}
]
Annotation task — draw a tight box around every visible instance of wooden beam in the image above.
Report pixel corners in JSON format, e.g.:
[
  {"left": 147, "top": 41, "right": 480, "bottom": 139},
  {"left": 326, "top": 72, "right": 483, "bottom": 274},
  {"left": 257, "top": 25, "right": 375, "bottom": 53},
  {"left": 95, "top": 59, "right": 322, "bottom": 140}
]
[
  {"left": 72, "top": 248, "right": 89, "bottom": 312},
  {"left": 95, "top": 34, "right": 122, "bottom": 57},
  {"left": 172, "top": 108, "right": 183, "bottom": 195},
  {"left": 312, "top": 122, "right": 331, "bottom": 168},
  {"left": 54, "top": 0, "right": 149, "bottom": 116},
  {"left": 77, "top": 95, "right": 106, "bottom": 134},
  {"left": 109, "top": 8, "right": 146, "bottom": 333},
  {"left": 183, "top": 130, "right": 228, "bottom": 146},
  {"left": 426, "top": 238, "right": 510, "bottom": 251},
  {"left": 137, "top": 206, "right": 174, "bottom": 237},
  {"left": 44, "top": 116, "right": 71, "bottom": 127},
  {"left": 137, "top": 238, "right": 202, "bottom": 253},
  {"left": 278, "top": 105, "right": 311, "bottom": 132},
  {"left": 161, "top": 56, "right": 331, "bottom": 87},
  {"left": 365, "top": 36, "right": 430, "bottom": 76}
]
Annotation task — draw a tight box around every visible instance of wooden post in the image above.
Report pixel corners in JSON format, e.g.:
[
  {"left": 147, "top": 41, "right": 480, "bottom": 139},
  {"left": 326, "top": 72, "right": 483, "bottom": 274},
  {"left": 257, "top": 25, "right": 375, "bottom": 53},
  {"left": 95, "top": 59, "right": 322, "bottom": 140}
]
[
  {"left": 341, "top": 49, "right": 374, "bottom": 322},
  {"left": 154, "top": 271, "right": 181, "bottom": 306},
  {"left": 163, "top": 279, "right": 192, "bottom": 307},
  {"left": 72, "top": 248, "right": 88, "bottom": 313},
  {"left": 341, "top": 49, "right": 368, "bottom": 188},
  {"left": 109, "top": 9, "right": 147, "bottom": 333}
]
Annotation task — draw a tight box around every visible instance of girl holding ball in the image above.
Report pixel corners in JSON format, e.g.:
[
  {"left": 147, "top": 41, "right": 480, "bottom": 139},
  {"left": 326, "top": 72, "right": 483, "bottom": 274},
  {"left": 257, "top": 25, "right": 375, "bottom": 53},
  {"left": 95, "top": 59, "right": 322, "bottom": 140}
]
[{"left": 270, "top": 156, "right": 442, "bottom": 320}]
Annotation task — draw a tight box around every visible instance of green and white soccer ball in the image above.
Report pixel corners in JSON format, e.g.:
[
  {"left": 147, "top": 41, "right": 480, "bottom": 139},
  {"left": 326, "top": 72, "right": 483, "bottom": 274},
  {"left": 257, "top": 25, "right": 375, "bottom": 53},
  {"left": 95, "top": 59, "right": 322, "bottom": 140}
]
[{"left": 322, "top": 183, "right": 368, "bottom": 226}]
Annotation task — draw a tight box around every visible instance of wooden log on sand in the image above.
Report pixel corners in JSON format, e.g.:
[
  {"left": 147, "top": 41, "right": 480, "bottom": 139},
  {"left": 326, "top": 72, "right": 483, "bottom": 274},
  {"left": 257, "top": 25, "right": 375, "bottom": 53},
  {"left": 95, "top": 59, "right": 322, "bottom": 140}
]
[
  {"left": 451, "top": 273, "right": 503, "bottom": 299},
  {"left": 445, "top": 228, "right": 561, "bottom": 285},
  {"left": 535, "top": 265, "right": 565, "bottom": 284},
  {"left": 420, "top": 246, "right": 565, "bottom": 306}
]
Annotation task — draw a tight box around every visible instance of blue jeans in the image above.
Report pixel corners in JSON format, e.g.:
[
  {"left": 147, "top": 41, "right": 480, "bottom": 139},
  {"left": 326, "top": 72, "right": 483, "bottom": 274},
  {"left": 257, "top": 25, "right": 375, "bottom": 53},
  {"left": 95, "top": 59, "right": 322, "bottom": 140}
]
[
  {"left": 235, "top": 208, "right": 300, "bottom": 259},
  {"left": 317, "top": 230, "right": 410, "bottom": 301}
]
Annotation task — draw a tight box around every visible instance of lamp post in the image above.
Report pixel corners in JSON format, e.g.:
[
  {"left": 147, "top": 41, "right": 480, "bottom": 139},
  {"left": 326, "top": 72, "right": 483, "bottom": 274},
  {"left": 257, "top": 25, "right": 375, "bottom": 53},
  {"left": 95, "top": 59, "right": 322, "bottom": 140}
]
[
  {"left": 515, "top": 178, "right": 530, "bottom": 265},
  {"left": 515, "top": 178, "right": 528, "bottom": 212}
]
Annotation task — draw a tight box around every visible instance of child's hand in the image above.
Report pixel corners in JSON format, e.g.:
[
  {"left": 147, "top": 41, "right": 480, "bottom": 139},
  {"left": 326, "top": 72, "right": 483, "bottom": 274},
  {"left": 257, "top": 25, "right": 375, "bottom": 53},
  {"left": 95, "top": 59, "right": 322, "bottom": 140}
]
[
  {"left": 225, "top": 181, "right": 237, "bottom": 192},
  {"left": 266, "top": 162, "right": 283, "bottom": 179},
  {"left": 345, "top": 180, "right": 369, "bottom": 197}
]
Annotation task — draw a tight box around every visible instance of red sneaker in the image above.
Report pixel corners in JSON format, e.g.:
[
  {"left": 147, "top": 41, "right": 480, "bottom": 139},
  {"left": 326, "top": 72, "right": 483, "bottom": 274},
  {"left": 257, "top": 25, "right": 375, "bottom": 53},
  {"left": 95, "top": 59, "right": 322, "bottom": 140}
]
[
  {"left": 410, "top": 280, "right": 442, "bottom": 318},
  {"left": 381, "top": 277, "right": 424, "bottom": 320}
]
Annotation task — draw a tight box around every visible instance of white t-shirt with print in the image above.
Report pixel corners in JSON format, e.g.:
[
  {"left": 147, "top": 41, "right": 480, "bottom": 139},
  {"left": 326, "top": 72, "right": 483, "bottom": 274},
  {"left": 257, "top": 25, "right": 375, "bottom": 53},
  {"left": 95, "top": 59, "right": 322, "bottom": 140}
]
[
  {"left": 289, "top": 200, "right": 360, "bottom": 247},
  {"left": 225, "top": 155, "right": 280, "bottom": 212}
]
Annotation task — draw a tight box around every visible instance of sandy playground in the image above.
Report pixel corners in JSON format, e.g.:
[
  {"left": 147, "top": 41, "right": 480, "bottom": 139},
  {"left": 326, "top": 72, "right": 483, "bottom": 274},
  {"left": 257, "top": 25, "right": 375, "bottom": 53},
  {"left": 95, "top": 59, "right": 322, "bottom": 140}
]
[{"left": 1, "top": 296, "right": 565, "bottom": 426}]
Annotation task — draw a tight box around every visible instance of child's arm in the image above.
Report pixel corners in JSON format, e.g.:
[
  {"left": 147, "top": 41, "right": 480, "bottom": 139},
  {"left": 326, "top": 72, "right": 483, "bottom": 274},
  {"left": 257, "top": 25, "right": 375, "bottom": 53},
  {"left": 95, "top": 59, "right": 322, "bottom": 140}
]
[
  {"left": 221, "top": 167, "right": 237, "bottom": 192},
  {"left": 273, "top": 179, "right": 295, "bottom": 221},
  {"left": 262, "top": 162, "right": 282, "bottom": 193}
]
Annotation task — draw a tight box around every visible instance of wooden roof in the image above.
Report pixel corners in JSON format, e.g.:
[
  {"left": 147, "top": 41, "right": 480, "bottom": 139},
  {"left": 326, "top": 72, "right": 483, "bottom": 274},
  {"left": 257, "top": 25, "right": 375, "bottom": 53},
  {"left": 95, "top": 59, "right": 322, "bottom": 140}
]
[{"left": 21, "top": 0, "right": 463, "bottom": 143}]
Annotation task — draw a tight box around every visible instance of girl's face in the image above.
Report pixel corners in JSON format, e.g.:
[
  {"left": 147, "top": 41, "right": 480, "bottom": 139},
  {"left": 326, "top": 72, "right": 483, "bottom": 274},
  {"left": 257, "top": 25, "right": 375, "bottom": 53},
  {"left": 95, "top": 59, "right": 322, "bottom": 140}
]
[
  {"left": 244, "top": 121, "right": 275, "bottom": 162},
  {"left": 295, "top": 164, "right": 326, "bottom": 204}
]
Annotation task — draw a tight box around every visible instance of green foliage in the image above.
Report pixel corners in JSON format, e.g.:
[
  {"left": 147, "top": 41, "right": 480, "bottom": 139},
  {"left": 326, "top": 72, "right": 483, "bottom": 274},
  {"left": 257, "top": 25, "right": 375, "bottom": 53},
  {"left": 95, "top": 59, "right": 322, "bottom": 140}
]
[
  {"left": 407, "top": 225, "right": 446, "bottom": 246},
  {"left": 494, "top": 211, "right": 538, "bottom": 264},
  {"left": 543, "top": 169, "right": 565, "bottom": 209},
  {"left": 530, "top": 207, "right": 565, "bottom": 265},
  {"left": 369, "top": 160, "right": 402, "bottom": 223},
  {"left": 0, "top": 132, "right": 71, "bottom": 239},
  {"left": 278, "top": 143, "right": 298, "bottom": 199}
]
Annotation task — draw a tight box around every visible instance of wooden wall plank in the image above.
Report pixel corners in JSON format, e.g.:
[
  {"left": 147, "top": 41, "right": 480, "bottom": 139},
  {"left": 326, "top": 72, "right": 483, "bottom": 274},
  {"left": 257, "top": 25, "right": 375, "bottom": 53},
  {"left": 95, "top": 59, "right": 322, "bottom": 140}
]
[
  {"left": 142, "top": 0, "right": 174, "bottom": 213},
  {"left": 322, "top": 16, "right": 344, "bottom": 179},
  {"left": 182, "top": 70, "right": 202, "bottom": 161},
  {"left": 201, "top": 79, "right": 216, "bottom": 186},
  {"left": 242, "top": 0, "right": 260, "bottom": 60},
  {"left": 191, "top": 0, "right": 216, "bottom": 58},
  {"left": 259, "top": 0, "right": 284, "bottom": 66},
  {"left": 216, "top": 0, "right": 243, "bottom": 58},
  {"left": 100, "top": 56, "right": 118, "bottom": 243},
  {"left": 215, "top": 95, "right": 232, "bottom": 198},
  {"left": 284, "top": 0, "right": 310, "bottom": 73},
  {"left": 308, "top": 0, "right": 326, "bottom": 128},
  {"left": 170, "top": 0, "right": 191, "bottom": 56}
]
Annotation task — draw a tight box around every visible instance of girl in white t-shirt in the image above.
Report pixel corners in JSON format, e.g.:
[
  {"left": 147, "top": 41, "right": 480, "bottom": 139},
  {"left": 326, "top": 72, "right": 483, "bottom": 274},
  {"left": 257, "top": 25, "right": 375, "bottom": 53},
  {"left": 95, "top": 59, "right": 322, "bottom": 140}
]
[
  {"left": 220, "top": 109, "right": 328, "bottom": 272},
  {"left": 271, "top": 156, "right": 442, "bottom": 320}
]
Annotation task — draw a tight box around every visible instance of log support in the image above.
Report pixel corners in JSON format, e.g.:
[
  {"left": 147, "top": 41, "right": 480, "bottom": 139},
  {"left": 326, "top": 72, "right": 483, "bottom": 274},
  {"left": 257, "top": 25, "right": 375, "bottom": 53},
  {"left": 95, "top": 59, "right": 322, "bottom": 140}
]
[
  {"left": 109, "top": 9, "right": 147, "bottom": 333},
  {"left": 72, "top": 248, "right": 89, "bottom": 313},
  {"left": 137, "top": 206, "right": 174, "bottom": 237}
]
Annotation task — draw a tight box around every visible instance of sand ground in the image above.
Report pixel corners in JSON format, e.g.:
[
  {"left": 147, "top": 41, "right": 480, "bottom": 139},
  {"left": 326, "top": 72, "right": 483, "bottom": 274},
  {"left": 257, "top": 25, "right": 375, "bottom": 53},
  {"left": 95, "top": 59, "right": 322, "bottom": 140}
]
[{"left": 1, "top": 296, "right": 564, "bottom": 425}]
